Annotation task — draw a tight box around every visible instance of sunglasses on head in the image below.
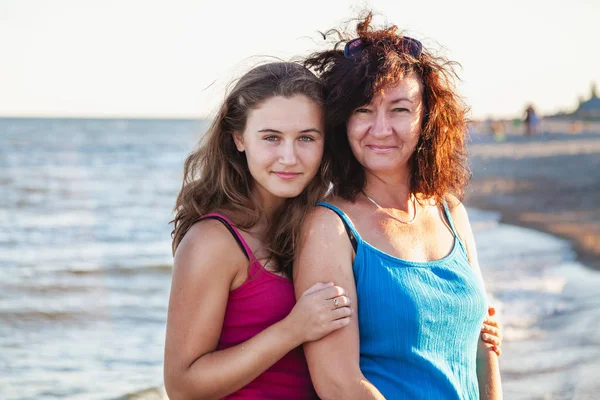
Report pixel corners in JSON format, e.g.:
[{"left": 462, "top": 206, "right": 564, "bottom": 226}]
[{"left": 343, "top": 36, "right": 423, "bottom": 60}]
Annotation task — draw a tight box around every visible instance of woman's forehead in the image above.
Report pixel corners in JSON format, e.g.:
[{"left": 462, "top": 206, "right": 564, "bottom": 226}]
[{"left": 371, "top": 76, "right": 422, "bottom": 104}]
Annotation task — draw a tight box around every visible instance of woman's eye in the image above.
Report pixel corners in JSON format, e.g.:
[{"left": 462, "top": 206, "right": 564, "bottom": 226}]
[
  {"left": 263, "top": 136, "right": 279, "bottom": 142},
  {"left": 298, "top": 136, "right": 314, "bottom": 142},
  {"left": 354, "top": 108, "right": 371, "bottom": 114},
  {"left": 393, "top": 107, "right": 410, "bottom": 112}
]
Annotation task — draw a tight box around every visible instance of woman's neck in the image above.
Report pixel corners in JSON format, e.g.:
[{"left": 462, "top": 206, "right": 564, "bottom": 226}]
[
  {"left": 363, "top": 169, "right": 413, "bottom": 211},
  {"left": 246, "top": 185, "right": 286, "bottom": 237},
  {"left": 255, "top": 190, "right": 285, "bottom": 220}
]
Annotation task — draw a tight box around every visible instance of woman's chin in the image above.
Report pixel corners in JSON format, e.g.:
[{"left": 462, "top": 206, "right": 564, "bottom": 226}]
[
  {"left": 363, "top": 161, "right": 405, "bottom": 175},
  {"left": 268, "top": 188, "right": 305, "bottom": 200}
]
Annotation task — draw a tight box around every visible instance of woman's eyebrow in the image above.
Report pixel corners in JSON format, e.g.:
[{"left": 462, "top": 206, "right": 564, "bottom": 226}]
[
  {"left": 389, "top": 97, "right": 414, "bottom": 104},
  {"left": 258, "top": 128, "right": 282, "bottom": 133},
  {"left": 300, "top": 128, "right": 322, "bottom": 135},
  {"left": 258, "top": 128, "right": 322, "bottom": 135}
]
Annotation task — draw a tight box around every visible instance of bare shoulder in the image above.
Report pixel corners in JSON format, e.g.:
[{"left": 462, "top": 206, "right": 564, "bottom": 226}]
[
  {"left": 444, "top": 194, "right": 470, "bottom": 226},
  {"left": 444, "top": 193, "right": 465, "bottom": 212},
  {"left": 443, "top": 194, "right": 481, "bottom": 269},
  {"left": 301, "top": 202, "right": 348, "bottom": 237},
  {"left": 173, "top": 218, "right": 246, "bottom": 280},
  {"left": 295, "top": 199, "right": 355, "bottom": 285}
]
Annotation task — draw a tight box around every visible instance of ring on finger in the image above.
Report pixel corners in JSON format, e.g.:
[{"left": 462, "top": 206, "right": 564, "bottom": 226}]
[{"left": 333, "top": 298, "right": 339, "bottom": 308}]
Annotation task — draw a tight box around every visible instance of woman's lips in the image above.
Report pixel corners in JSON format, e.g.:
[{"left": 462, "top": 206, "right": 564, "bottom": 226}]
[
  {"left": 273, "top": 172, "right": 301, "bottom": 180},
  {"left": 367, "top": 145, "right": 396, "bottom": 154}
]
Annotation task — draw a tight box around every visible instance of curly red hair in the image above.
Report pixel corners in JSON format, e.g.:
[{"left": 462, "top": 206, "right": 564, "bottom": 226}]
[{"left": 304, "top": 13, "right": 471, "bottom": 202}]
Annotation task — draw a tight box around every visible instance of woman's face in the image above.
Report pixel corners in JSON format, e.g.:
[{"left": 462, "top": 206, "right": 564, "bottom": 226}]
[
  {"left": 234, "top": 95, "right": 324, "bottom": 204},
  {"left": 346, "top": 73, "right": 424, "bottom": 178}
]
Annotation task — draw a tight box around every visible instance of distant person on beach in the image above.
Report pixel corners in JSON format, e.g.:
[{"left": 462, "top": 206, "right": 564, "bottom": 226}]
[
  {"left": 296, "top": 13, "right": 502, "bottom": 399},
  {"left": 489, "top": 118, "right": 506, "bottom": 142},
  {"left": 164, "top": 62, "right": 351, "bottom": 399},
  {"left": 524, "top": 103, "right": 539, "bottom": 136}
]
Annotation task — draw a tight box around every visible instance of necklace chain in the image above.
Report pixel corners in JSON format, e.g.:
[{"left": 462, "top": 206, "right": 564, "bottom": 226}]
[{"left": 362, "top": 191, "right": 418, "bottom": 225}]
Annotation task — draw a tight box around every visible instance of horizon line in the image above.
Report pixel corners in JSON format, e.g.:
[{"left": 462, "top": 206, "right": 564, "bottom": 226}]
[{"left": 0, "top": 114, "right": 209, "bottom": 121}]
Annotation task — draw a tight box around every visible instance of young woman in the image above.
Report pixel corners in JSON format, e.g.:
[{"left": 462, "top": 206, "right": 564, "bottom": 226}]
[
  {"left": 294, "top": 14, "right": 502, "bottom": 399},
  {"left": 163, "top": 62, "right": 352, "bottom": 400}
]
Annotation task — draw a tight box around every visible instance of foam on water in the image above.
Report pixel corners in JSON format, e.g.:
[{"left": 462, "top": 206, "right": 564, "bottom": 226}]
[
  {"left": 475, "top": 216, "right": 576, "bottom": 340},
  {"left": 472, "top": 209, "right": 600, "bottom": 399},
  {"left": 0, "top": 241, "right": 173, "bottom": 270}
]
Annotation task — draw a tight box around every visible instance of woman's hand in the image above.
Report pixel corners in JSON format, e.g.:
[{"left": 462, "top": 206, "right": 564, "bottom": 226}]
[
  {"left": 480, "top": 306, "right": 502, "bottom": 356},
  {"left": 285, "top": 282, "right": 352, "bottom": 344}
]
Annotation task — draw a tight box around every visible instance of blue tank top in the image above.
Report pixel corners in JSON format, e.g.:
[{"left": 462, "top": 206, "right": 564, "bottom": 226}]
[{"left": 317, "top": 201, "right": 487, "bottom": 399}]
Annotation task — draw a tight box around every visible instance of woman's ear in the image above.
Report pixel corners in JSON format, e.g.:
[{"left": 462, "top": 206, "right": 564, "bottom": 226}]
[{"left": 233, "top": 131, "right": 245, "bottom": 152}]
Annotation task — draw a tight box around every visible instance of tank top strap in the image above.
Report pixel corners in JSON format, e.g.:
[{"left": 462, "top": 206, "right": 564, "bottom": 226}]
[
  {"left": 198, "top": 213, "right": 258, "bottom": 266},
  {"left": 441, "top": 199, "right": 462, "bottom": 242},
  {"left": 316, "top": 202, "right": 361, "bottom": 251}
]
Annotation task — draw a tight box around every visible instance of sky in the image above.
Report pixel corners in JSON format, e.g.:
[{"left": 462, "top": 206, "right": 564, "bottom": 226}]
[{"left": 1, "top": 0, "right": 599, "bottom": 120}]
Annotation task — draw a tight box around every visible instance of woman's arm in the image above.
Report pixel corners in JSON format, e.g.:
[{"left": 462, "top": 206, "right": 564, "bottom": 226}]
[
  {"left": 164, "top": 220, "right": 351, "bottom": 400},
  {"left": 294, "top": 207, "right": 385, "bottom": 400},
  {"left": 477, "top": 311, "right": 503, "bottom": 400},
  {"left": 449, "top": 200, "right": 503, "bottom": 400}
]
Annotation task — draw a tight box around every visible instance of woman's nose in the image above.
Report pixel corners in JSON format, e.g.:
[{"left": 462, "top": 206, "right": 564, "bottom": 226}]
[
  {"left": 278, "top": 141, "right": 298, "bottom": 165},
  {"left": 370, "top": 111, "right": 393, "bottom": 138}
]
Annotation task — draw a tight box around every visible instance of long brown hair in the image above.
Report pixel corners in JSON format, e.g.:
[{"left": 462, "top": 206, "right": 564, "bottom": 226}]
[
  {"left": 171, "top": 62, "right": 330, "bottom": 278},
  {"left": 304, "top": 13, "right": 471, "bottom": 203}
]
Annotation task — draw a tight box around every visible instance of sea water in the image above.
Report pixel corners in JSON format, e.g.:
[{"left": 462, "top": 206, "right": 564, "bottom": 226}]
[{"left": 0, "top": 119, "right": 598, "bottom": 400}]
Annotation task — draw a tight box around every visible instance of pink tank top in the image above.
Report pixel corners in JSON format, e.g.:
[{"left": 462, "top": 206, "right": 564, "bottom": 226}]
[{"left": 200, "top": 214, "right": 317, "bottom": 400}]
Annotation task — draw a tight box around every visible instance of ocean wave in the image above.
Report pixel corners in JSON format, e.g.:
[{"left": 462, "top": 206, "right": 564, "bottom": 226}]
[
  {"left": 64, "top": 263, "right": 172, "bottom": 276},
  {"left": 0, "top": 309, "right": 92, "bottom": 323},
  {"left": 0, "top": 241, "right": 172, "bottom": 264},
  {"left": 112, "top": 386, "right": 167, "bottom": 400}
]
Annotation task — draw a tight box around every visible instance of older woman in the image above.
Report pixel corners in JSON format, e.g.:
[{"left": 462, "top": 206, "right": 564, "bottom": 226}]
[{"left": 294, "top": 14, "right": 502, "bottom": 400}]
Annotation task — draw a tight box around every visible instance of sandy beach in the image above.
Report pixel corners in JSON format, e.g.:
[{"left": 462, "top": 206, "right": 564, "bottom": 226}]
[
  {"left": 465, "top": 127, "right": 600, "bottom": 399},
  {"left": 465, "top": 130, "right": 600, "bottom": 270}
]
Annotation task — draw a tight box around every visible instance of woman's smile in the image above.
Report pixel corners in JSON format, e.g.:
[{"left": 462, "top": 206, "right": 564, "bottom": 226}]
[{"left": 272, "top": 171, "right": 302, "bottom": 180}]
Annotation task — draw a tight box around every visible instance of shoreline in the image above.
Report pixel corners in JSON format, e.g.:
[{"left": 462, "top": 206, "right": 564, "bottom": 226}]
[
  {"left": 465, "top": 132, "right": 600, "bottom": 271},
  {"left": 466, "top": 199, "right": 600, "bottom": 271}
]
